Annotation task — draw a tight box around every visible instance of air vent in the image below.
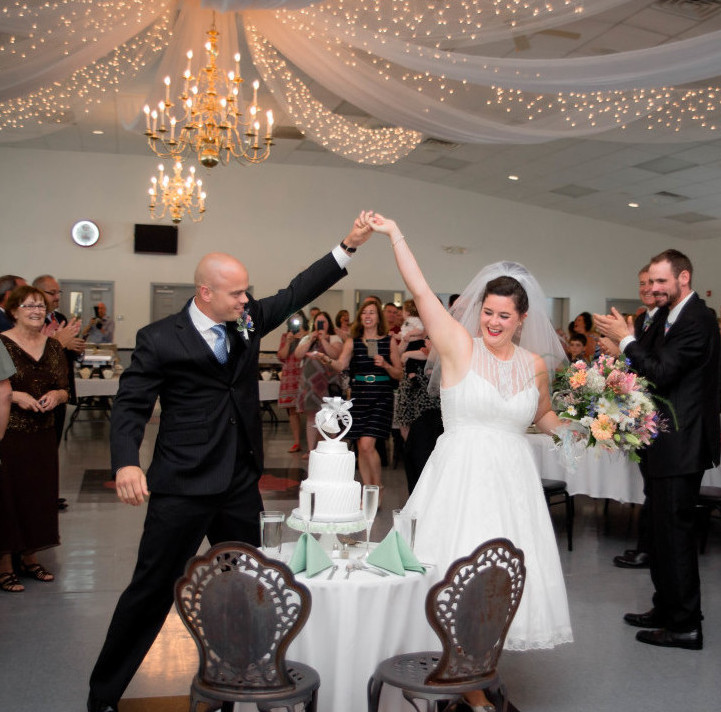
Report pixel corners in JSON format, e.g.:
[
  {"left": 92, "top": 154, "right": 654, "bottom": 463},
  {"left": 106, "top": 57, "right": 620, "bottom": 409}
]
[
  {"left": 665, "top": 211, "right": 717, "bottom": 223},
  {"left": 442, "top": 246, "right": 467, "bottom": 255},
  {"left": 653, "top": 191, "right": 689, "bottom": 204},
  {"left": 634, "top": 156, "right": 697, "bottom": 174},
  {"left": 429, "top": 156, "right": 471, "bottom": 171},
  {"left": 653, "top": 0, "right": 721, "bottom": 20},
  {"left": 550, "top": 184, "right": 598, "bottom": 198},
  {"left": 272, "top": 125, "right": 305, "bottom": 140},
  {"left": 422, "top": 138, "right": 461, "bottom": 151}
]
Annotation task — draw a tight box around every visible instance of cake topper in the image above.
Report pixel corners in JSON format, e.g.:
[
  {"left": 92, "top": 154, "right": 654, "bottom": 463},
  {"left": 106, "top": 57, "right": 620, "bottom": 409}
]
[{"left": 315, "top": 397, "right": 353, "bottom": 441}]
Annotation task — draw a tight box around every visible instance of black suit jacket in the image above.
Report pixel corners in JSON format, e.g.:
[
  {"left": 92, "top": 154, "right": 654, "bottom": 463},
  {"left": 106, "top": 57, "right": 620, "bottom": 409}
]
[
  {"left": 625, "top": 293, "right": 720, "bottom": 478},
  {"left": 52, "top": 310, "right": 78, "bottom": 405},
  {"left": 0, "top": 308, "right": 12, "bottom": 333},
  {"left": 110, "top": 251, "right": 346, "bottom": 495}
]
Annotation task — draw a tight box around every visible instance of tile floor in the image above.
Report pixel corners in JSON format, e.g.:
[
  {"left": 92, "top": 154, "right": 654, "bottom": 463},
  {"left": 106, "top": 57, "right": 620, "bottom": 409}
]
[{"left": 1, "top": 412, "right": 720, "bottom": 712}]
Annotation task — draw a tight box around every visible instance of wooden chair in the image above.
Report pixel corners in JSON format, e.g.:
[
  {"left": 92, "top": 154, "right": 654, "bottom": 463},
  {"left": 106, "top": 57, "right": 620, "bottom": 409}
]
[
  {"left": 367, "top": 538, "right": 526, "bottom": 712},
  {"left": 174, "top": 542, "right": 319, "bottom": 712},
  {"left": 542, "top": 478, "right": 574, "bottom": 551}
]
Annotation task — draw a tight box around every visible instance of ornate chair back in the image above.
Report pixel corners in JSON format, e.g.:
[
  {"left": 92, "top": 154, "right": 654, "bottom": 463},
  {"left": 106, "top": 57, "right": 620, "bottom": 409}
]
[
  {"left": 425, "top": 537, "right": 526, "bottom": 685},
  {"left": 174, "top": 542, "right": 311, "bottom": 692}
]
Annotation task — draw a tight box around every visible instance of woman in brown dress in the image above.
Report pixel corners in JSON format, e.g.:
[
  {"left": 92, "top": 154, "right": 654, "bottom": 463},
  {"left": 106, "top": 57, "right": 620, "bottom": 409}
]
[{"left": 0, "top": 285, "right": 69, "bottom": 593}]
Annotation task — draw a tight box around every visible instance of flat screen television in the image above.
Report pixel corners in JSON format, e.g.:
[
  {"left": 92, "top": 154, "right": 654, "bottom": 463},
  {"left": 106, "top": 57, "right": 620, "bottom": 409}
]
[{"left": 134, "top": 224, "right": 178, "bottom": 255}]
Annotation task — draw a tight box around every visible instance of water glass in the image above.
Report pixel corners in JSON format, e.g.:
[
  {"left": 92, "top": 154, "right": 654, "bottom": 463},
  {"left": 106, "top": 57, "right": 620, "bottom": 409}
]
[
  {"left": 260, "top": 511, "right": 285, "bottom": 558},
  {"left": 392, "top": 509, "right": 417, "bottom": 551}
]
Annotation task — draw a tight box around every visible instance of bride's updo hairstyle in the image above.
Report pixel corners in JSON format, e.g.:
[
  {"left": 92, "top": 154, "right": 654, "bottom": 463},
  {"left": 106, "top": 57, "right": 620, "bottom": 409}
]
[{"left": 481, "top": 276, "right": 529, "bottom": 316}]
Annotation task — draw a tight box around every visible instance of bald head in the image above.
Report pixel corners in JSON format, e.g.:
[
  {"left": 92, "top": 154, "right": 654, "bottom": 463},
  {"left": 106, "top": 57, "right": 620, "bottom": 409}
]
[{"left": 194, "top": 252, "right": 250, "bottom": 323}]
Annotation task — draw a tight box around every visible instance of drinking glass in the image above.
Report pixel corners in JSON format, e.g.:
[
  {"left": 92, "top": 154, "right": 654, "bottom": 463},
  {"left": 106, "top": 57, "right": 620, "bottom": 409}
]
[
  {"left": 299, "top": 489, "right": 316, "bottom": 535},
  {"left": 362, "top": 485, "right": 380, "bottom": 558},
  {"left": 260, "top": 511, "right": 285, "bottom": 558},
  {"left": 392, "top": 509, "right": 417, "bottom": 551}
]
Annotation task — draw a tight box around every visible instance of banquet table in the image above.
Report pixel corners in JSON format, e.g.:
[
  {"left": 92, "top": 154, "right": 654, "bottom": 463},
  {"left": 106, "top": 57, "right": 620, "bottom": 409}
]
[
  {"left": 285, "top": 546, "right": 440, "bottom": 712},
  {"left": 64, "top": 376, "right": 120, "bottom": 439},
  {"left": 526, "top": 433, "right": 721, "bottom": 504}
]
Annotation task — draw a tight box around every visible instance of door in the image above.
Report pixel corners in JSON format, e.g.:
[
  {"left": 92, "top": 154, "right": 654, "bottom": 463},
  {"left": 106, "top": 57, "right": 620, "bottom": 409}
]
[
  {"left": 59, "top": 280, "right": 114, "bottom": 327},
  {"left": 150, "top": 284, "right": 196, "bottom": 323}
]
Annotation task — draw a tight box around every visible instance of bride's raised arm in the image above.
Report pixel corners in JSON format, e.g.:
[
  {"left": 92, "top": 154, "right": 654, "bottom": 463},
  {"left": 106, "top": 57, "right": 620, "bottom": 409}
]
[{"left": 362, "top": 211, "right": 472, "bottom": 383}]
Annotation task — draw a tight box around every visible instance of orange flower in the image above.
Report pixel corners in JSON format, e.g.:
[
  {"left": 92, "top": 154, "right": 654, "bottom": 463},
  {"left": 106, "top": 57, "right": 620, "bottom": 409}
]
[
  {"left": 569, "top": 370, "right": 587, "bottom": 389},
  {"left": 591, "top": 414, "right": 616, "bottom": 441}
]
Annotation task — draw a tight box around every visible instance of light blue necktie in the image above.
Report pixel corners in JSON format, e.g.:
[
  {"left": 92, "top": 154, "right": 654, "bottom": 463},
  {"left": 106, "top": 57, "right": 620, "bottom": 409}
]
[{"left": 211, "top": 324, "right": 228, "bottom": 364}]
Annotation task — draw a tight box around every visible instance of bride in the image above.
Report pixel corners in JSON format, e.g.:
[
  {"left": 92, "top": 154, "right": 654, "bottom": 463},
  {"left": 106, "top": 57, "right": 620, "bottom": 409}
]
[{"left": 364, "top": 211, "right": 573, "bottom": 709}]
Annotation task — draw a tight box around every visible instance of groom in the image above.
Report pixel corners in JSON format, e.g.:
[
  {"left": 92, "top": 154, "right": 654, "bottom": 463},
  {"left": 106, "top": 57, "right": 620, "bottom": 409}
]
[
  {"left": 595, "top": 249, "right": 720, "bottom": 650},
  {"left": 87, "top": 219, "right": 372, "bottom": 712}
]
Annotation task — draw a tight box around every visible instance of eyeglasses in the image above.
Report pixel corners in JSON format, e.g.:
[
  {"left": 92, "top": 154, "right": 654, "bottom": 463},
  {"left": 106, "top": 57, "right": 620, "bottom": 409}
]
[
  {"left": 42, "top": 290, "right": 62, "bottom": 296},
  {"left": 18, "top": 303, "right": 47, "bottom": 311}
]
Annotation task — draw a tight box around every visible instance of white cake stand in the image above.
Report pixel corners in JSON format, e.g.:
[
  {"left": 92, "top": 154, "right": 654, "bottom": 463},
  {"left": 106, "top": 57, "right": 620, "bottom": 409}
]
[{"left": 286, "top": 512, "right": 366, "bottom": 551}]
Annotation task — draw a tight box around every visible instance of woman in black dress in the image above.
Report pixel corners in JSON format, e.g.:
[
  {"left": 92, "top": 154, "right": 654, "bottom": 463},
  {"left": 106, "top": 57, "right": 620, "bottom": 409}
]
[
  {"left": 0, "top": 285, "right": 69, "bottom": 593},
  {"left": 316, "top": 300, "right": 402, "bottom": 488}
]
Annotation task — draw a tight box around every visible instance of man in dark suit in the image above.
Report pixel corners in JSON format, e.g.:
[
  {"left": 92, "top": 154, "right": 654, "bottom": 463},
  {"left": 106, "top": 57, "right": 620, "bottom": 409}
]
[
  {"left": 0, "top": 274, "right": 26, "bottom": 332},
  {"left": 600, "top": 265, "right": 658, "bottom": 569},
  {"left": 596, "top": 249, "right": 720, "bottom": 650},
  {"left": 87, "top": 222, "right": 371, "bottom": 712},
  {"left": 33, "top": 275, "right": 84, "bottom": 445}
]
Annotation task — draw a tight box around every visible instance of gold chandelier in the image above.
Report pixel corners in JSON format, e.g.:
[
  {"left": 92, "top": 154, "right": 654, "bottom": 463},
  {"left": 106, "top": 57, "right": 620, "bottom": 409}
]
[
  {"left": 143, "top": 18, "right": 274, "bottom": 168},
  {"left": 148, "top": 161, "right": 206, "bottom": 224}
]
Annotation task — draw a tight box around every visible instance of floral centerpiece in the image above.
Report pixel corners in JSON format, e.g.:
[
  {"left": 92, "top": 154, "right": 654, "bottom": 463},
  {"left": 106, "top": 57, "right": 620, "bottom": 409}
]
[{"left": 552, "top": 354, "right": 665, "bottom": 463}]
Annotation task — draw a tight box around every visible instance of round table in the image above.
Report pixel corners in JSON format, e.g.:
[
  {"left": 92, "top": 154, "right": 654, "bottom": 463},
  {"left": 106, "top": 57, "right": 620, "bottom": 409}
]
[{"left": 285, "top": 546, "right": 440, "bottom": 712}]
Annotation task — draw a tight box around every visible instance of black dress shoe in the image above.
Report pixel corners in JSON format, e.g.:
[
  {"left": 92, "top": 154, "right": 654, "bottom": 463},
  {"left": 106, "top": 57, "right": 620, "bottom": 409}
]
[
  {"left": 87, "top": 693, "right": 118, "bottom": 712},
  {"left": 613, "top": 551, "right": 649, "bottom": 568},
  {"left": 623, "top": 609, "right": 666, "bottom": 628},
  {"left": 636, "top": 627, "right": 703, "bottom": 650}
]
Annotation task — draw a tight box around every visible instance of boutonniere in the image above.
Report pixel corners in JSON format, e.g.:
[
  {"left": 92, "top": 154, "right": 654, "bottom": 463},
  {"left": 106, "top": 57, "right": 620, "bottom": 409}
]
[{"left": 236, "top": 312, "right": 255, "bottom": 339}]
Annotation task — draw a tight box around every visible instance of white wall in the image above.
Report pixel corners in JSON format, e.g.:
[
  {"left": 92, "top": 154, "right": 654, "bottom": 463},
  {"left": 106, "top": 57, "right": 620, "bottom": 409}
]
[{"left": 0, "top": 147, "right": 710, "bottom": 349}]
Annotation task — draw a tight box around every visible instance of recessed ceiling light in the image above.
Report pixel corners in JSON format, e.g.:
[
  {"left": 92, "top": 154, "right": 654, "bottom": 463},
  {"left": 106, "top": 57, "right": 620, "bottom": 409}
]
[
  {"left": 92, "top": 130, "right": 104, "bottom": 135},
  {"left": 628, "top": 202, "right": 639, "bottom": 208},
  {"left": 508, "top": 175, "right": 519, "bottom": 181}
]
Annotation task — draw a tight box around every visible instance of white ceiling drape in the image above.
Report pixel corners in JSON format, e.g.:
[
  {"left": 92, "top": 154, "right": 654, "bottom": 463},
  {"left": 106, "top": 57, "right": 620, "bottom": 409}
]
[{"left": 1, "top": 0, "right": 720, "bottom": 159}]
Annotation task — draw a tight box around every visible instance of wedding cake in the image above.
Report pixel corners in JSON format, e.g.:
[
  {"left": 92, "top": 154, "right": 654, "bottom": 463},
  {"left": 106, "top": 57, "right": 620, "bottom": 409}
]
[{"left": 297, "top": 398, "right": 362, "bottom": 522}]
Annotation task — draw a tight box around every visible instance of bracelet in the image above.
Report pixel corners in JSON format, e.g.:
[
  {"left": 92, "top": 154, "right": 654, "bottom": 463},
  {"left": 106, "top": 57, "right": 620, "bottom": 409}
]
[
  {"left": 340, "top": 240, "right": 357, "bottom": 253},
  {"left": 392, "top": 234, "right": 406, "bottom": 246}
]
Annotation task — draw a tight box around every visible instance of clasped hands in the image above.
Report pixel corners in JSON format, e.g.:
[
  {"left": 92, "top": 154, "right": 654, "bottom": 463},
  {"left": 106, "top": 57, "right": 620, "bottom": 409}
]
[{"left": 593, "top": 307, "right": 634, "bottom": 346}]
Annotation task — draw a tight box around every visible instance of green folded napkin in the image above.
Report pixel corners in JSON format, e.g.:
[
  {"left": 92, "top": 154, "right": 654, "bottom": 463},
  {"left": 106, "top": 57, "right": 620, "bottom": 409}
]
[
  {"left": 288, "top": 533, "right": 333, "bottom": 577},
  {"left": 366, "top": 530, "right": 426, "bottom": 576}
]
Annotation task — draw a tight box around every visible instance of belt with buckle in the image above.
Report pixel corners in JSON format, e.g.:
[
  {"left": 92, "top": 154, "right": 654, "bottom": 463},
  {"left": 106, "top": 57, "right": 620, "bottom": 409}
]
[{"left": 354, "top": 375, "right": 390, "bottom": 383}]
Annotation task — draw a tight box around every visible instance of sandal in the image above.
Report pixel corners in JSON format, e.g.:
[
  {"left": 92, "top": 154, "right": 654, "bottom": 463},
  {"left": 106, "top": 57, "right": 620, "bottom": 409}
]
[
  {"left": 0, "top": 571, "right": 24, "bottom": 593},
  {"left": 18, "top": 562, "right": 55, "bottom": 582},
  {"left": 288, "top": 443, "right": 302, "bottom": 453}
]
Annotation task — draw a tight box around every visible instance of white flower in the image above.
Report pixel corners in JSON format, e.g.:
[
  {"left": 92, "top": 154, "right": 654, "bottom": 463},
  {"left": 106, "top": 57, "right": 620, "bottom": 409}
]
[
  {"left": 585, "top": 369, "right": 606, "bottom": 393},
  {"left": 566, "top": 405, "right": 577, "bottom": 417}
]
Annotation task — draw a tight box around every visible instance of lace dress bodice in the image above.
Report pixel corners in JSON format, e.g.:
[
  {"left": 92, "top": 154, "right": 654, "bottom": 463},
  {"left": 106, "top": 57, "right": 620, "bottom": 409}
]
[{"left": 441, "top": 339, "right": 538, "bottom": 435}]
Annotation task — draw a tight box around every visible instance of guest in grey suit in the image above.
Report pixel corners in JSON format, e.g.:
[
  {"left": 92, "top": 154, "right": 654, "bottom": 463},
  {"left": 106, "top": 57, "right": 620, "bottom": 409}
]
[
  {"left": 87, "top": 218, "right": 372, "bottom": 712},
  {"left": 596, "top": 249, "right": 720, "bottom": 650}
]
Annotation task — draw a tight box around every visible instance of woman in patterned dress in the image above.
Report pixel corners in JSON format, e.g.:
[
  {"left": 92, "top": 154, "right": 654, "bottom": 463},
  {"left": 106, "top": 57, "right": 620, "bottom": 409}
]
[
  {"left": 0, "top": 286, "right": 69, "bottom": 593},
  {"left": 315, "top": 300, "right": 402, "bottom": 488},
  {"left": 277, "top": 311, "right": 308, "bottom": 453}
]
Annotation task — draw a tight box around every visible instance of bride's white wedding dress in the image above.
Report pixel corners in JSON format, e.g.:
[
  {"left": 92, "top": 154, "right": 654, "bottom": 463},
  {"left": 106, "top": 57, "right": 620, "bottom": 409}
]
[{"left": 405, "top": 338, "right": 573, "bottom": 650}]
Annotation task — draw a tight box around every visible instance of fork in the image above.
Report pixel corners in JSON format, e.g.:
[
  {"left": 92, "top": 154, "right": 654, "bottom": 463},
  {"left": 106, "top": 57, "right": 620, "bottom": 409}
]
[{"left": 326, "top": 564, "right": 339, "bottom": 580}]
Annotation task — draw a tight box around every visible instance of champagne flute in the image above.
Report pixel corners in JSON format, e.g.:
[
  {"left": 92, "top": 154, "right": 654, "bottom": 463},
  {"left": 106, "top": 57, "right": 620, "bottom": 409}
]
[
  {"left": 362, "top": 485, "right": 379, "bottom": 559},
  {"left": 300, "top": 489, "right": 315, "bottom": 536}
]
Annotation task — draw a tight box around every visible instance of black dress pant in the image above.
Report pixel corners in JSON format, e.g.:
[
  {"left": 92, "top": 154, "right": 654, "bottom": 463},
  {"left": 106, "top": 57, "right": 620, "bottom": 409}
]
[
  {"left": 646, "top": 471, "right": 704, "bottom": 631},
  {"left": 403, "top": 408, "right": 443, "bottom": 495},
  {"left": 88, "top": 464, "right": 263, "bottom": 704}
]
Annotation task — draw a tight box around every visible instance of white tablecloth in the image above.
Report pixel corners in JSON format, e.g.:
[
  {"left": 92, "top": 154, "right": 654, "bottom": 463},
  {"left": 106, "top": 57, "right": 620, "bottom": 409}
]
[
  {"left": 286, "top": 550, "right": 439, "bottom": 712},
  {"left": 526, "top": 433, "right": 721, "bottom": 504},
  {"left": 258, "top": 379, "right": 280, "bottom": 402},
  {"left": 75, "top": 376, "right": 120, "bottom": 398}
]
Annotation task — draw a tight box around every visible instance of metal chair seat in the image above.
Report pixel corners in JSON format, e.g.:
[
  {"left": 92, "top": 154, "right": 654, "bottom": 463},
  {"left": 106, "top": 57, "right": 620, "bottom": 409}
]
[{"left": 190, "top": 661, "right": 319, "bottom": 712}]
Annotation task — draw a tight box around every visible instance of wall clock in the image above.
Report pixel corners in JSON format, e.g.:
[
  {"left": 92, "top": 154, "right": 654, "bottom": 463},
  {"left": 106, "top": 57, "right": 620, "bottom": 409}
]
[{"left": 71, "top": 219, "right": 100, "bottom": 247}]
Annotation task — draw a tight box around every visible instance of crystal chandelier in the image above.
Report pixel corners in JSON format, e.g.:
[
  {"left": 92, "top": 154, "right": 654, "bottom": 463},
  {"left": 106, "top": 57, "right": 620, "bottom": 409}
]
[
  {"left": 143, "top": 18, "right": 274, "bottom": 168},
  {"left": 148, "top": 161, "right": 206, "bottom": 224}
]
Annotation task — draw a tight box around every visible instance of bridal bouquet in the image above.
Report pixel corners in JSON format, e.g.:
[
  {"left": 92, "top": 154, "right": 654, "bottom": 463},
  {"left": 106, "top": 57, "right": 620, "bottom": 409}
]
[{"left": 552, "top": 354, "right": 664, "bottom": 463}]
